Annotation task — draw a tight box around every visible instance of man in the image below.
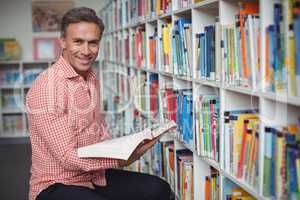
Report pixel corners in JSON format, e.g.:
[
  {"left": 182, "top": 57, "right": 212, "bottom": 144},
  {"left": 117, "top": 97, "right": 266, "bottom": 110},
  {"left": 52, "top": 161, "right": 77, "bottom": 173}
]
[{"left": 26, "top": 7, "right": 171, "bottom": 200}]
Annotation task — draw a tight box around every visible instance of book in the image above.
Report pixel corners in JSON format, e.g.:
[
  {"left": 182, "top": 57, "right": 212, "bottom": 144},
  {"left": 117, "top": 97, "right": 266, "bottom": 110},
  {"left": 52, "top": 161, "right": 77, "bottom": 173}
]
[{"left": 78, "top": 120, "right": 177, "bottom": 160}]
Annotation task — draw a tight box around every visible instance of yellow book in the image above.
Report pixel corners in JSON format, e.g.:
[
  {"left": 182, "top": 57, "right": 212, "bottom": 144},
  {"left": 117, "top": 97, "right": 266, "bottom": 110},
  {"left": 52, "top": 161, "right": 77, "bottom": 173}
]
[
  {"left": 287, "top": 0, "right": 297, "bottom": 97},
  {"left": 276, "top": 132, "right": 284, "bottom": 198},
  {"left": 156, "top": 0, "right": 161, "bottom": 16},
  {"left": 244, "top": 119, "right": 255, "bottom": 180},
  {"left": 288, "top": 34, "right": 296, "bottom": 96},
  {"left": 296, "top": 156, "right": 300, "bottom": 198},
  {"left": 233, "top": 114, "right": 258, "bottom": 176},
  {"left": 232, "top": 188, "right": 256, "bottom": 200},
  {"left": 162, "top": 24, "right": 171, "bottom": 70}
]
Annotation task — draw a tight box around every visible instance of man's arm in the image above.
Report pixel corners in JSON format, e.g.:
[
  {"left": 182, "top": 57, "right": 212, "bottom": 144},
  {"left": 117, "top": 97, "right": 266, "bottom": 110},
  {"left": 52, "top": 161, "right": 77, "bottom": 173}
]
[
  {"left": 119, "top": 137, "right": 160, "bottom": 167},
  {"left": 28, "top": 111, "right": 120, "bottom": 171},
  {"left": 26, "top": 76, "right": 120, "bottom": 172}
]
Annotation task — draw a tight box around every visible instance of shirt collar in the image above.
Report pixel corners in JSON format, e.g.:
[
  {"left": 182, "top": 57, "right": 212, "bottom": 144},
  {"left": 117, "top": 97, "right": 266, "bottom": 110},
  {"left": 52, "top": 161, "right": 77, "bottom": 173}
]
[{"left": 56, "top": 56, "right": 97, "bottom": 81}]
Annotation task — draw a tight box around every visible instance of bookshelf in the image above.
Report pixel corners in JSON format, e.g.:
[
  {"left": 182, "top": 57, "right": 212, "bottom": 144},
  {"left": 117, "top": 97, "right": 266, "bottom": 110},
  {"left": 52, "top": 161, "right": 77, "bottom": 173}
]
[
  {"left": 0, "top": 60, "right": 101, "bottom": 144},
  {"left": 99, "top": 0, "right": 300, "bottom": 200}
]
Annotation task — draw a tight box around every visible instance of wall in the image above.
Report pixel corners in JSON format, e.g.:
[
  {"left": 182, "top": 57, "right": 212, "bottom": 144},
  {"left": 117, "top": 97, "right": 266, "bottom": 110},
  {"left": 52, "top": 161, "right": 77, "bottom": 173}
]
[{"left": 0, "top": 0, "right": 109, "bottom": 61}]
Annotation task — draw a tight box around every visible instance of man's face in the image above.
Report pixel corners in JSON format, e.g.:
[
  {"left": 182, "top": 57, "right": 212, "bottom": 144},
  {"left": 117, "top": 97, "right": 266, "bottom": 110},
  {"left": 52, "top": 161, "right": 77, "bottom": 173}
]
[{"left": 60, "top": 22, "right": 101, "bottom": 77}]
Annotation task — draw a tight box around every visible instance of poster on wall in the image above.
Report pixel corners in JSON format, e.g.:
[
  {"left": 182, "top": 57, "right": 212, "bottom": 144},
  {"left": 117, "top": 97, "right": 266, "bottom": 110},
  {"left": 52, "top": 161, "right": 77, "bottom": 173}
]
[
  {"left": 33, "top": 37, "right": 61, "bottom": 60},
  {"left": 31, "top": 0, "right": 74, "bottom": 32}
]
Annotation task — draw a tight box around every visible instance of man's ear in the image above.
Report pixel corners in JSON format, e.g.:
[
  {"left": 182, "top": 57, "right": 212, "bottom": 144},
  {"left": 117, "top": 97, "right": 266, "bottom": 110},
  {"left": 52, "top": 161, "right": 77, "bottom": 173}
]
[{"left": 59, "top": 37, "right": 66, "bottom": 50}]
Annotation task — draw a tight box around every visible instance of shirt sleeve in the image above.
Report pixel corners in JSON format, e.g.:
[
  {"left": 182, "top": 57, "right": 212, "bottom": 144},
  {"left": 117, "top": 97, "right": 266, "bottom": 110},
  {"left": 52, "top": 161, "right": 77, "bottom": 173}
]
[
  {"left": 26, "top": 78, "right": 120, "bottom": 172},
  {"left": 28, "top": 112, "right": 120, "bottom": 172}
]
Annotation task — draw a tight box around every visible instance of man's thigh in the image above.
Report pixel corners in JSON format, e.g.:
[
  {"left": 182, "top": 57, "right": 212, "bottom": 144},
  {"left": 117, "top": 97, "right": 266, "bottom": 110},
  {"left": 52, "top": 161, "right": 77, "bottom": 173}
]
[
  {"left": 95, "top": 169, "right": 171, "bottom": 200},
  {"left": 36, "top": 183, "right": 108, "bottom": 200}
]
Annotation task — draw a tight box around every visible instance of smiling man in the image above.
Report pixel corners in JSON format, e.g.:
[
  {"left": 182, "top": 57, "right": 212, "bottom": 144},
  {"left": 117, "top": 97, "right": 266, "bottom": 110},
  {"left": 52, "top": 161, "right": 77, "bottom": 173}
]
[{"left": 26, "top": 7, "right": 171, "bottom": 200}]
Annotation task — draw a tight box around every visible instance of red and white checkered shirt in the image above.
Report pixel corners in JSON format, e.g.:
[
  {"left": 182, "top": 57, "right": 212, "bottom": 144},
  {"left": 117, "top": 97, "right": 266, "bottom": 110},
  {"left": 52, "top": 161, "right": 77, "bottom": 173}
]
[{"left": 26, "top": 56, "right": 120, "bottom": 200}]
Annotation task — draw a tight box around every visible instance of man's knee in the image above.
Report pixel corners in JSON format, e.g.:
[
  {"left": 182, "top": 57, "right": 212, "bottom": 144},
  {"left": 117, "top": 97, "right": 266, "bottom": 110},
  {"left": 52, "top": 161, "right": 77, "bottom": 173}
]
[{"left": 147, "top": 175, "right": 171, "bottom": 200}]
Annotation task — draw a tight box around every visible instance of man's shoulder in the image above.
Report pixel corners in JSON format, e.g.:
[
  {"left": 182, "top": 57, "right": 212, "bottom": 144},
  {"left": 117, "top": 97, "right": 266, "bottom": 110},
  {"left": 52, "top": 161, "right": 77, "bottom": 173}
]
[
  {"left": 32, "top": 63, "right": 67, "bottom": 88},
  {"left": 26, "top": 64, "right": 68, "bottom": 107}
]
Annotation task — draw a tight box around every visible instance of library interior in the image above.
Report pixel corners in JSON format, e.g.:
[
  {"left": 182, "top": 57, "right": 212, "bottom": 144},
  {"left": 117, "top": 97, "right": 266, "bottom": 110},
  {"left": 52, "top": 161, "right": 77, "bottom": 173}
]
[{"left": 0, "top": 0, "right": 300, "bottom": 200}]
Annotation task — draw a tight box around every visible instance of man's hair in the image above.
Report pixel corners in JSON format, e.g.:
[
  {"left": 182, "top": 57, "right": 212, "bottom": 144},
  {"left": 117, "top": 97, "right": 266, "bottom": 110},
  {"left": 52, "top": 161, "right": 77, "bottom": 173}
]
[{"left": 61, "top": 7, "right": 105, "bottom": 38}]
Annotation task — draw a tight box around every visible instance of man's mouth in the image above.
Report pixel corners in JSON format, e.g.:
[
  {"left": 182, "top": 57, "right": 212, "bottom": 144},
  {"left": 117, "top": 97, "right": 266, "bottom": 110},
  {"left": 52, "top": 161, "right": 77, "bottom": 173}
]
[{"left": 78, "top": 57, "right": 92, "bottom": 64}]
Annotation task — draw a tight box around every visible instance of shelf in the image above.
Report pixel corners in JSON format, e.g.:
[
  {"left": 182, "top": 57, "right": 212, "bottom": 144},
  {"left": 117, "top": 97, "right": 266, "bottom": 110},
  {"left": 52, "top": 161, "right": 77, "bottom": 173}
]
[
  {"left": 223, "top": 85, "right": 260, "bottom": 97},
  {"left": 0, "top": 60, "right": 21, "bottom": 64},
  {"left": 2, "top": 108, "right": 23, "bottom": 114},
  {"left": 100, "top": 1, "right": 300, "bottom": 199},
  {"left": 193, "top": 79, "right": 221, "bottom": 88},
  {"left": 0, "top": 136, "right": 30, "bottom": 144},
  {"left": 175, "top": 135, "right": 195, "bottom": 152},
  {"left": 192, "top": 0, "right": 219, "bottom": 10},
  {"left": 221, "top": 170, "right": 264, "bottom": 200},
  {"left": 0, "top": 84, "right": 22, "bottom": 89},
  {"left": 160, "top": 71, "right": 173, "bottom": 78},
  {"left": 159, "top": 134, "right": 174, "bottom": 142},
  {"left": 173, "top": 6, "right": 192, "bottom": 15},
  {"left": 259, "top": 91, "right": 300, "bottom": 107},
  {"left": 147, "top": 17, "right": 158, "bottom": 24},
  {"left": 147, "top": 68, "right": 159, "bottom": 74},
  {"left": 174, "top": 75, "right": 193, "bottom": 82},
  {"left": 102, "top": 60, "right": 300, "bottom": 108},
  {"left": 23, "top": 84, "right": 32, "bottom": 89},
  {"left": 158, "top": 12, "right": 172, "bottom": 19},
  {"left": 198, "top": 156, "right": 220, "bottom": 171}
]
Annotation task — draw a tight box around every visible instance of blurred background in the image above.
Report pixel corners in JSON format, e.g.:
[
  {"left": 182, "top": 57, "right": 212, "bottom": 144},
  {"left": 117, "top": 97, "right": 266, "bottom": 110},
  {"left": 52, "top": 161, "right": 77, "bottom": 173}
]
[{"left": 0, "top": 1, "right": 109, "bottom": 199}]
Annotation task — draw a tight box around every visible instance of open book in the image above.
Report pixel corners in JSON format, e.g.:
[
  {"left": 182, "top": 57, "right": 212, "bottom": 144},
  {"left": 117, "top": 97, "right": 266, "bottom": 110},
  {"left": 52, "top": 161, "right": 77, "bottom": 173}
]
[{"left": 78, "top": 120, "right": 177, "bottom": 160}]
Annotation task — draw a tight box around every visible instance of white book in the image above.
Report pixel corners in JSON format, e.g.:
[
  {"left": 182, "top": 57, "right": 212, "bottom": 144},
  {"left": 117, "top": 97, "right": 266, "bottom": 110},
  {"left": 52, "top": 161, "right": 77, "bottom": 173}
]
[{"left": 78, "top": 120, "right": 177, "bottom": 160}]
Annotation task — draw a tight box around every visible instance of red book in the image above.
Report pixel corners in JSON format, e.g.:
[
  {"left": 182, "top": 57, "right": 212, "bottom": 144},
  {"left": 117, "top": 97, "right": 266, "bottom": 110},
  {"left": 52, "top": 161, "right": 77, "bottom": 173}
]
[
  {"left": 136, "top": 29, "right": 142, "bottom": 68},
  {"left": 150, "top": 79, "right": 159, "bottom": 116},
  {"left": 165, "top": 88, "right": 177, "bottom": 121},
  {"left": 237, "top": 119, "right": 249, "bottom": 178}
]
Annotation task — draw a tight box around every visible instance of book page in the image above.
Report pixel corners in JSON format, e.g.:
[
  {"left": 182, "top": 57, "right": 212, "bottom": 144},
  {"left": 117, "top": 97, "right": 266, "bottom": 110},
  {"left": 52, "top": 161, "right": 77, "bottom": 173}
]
[
  {"left": 78, "top": 128, "right": 152, "bottom": 160},
  {"left": 77, "top": 121, "right": 177, "bottom": 160}
]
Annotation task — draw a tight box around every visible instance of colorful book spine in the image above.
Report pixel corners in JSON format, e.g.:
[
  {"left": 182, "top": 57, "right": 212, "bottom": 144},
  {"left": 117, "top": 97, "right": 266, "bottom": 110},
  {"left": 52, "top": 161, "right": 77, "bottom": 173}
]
[
  {"left": 161, "top": 88, "right": 177, "bottom": 122},
  {"left": 204, "top": 168, "right": 220, "bottom": 200},
  {"left": 223, "top": 110, "right": 259, "bottom": 187},
  {"left": 196, "top": 25, "right": 217, "bottom": 81},
  {"left": 172, "top": 19, "right": 192, "bottom": 77},
  {"left": 176, "top": 149, "right": 193, "bottom": 200},
  {"left": 263, "top": 124, "right": 300, "bottom": 199},
  {"left": 265, "top": 0, "right": 300, "bottom": 96},
  {"left": 176, "top": 89, "right": 193, "bottom": 147},
  {"left": 194, "top": 95, "right": 220, "bottom": 162},
  {"left": 221, "top": 2, "right": 260, "bottom": 89}
]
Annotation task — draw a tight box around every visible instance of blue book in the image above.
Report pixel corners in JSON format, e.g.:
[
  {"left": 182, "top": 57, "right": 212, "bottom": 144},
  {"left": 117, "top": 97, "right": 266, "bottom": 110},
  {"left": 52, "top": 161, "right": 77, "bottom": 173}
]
[
  {"left": 294, "top": 14, "right": 300, "bottom": 96},
  {"left": 266, "top": 25, "right": 275, "bottom": 92},
  {"left": 177, "top": 91, "right": 183, "bottom": 135},
  {"left": 186, "top": 92, "right": 193, "bottom": 145},
  {"left": 205, "top": 26, "right": 215, "bottom": 78},
  {"left": 177, "top": 90, "right": 192, "bottom": 145},
  {"left": 200, "top": 33, "right": 205, "bottom": 78},
  {"left": 273, "top": 4, "right": 283, "bottom": 92}
]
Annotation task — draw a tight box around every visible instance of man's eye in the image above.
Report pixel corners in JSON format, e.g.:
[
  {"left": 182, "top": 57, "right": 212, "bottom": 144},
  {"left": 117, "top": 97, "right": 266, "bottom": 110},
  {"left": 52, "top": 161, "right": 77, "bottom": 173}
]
[
  {"left": 90, "top": 42, "right": 99, "bottom": 47},
  {"left": 74, "top": 41, "right": 82, "bottom": 45}
]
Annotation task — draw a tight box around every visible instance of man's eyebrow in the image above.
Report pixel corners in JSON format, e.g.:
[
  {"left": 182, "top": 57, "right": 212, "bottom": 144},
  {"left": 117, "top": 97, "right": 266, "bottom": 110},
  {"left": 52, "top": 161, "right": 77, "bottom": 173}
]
[
  {"left": 72, "top": 38, "right": 99, "bottom": 43},
  {"left": 89, "top": 39, "right": 100, "bottom": 43}
]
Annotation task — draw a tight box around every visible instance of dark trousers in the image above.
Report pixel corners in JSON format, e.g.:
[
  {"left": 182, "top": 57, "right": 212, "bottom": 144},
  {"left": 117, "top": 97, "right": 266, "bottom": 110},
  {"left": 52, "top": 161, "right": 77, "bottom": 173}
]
[{"left": 36, "top": 169, "right": 171, "bottom": 200}]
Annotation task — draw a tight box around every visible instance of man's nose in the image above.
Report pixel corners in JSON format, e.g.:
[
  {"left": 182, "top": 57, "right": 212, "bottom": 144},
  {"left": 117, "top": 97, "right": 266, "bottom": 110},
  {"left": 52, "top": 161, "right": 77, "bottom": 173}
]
[{"left": 81, "top": 43, "right": 90, "bottom": 55}]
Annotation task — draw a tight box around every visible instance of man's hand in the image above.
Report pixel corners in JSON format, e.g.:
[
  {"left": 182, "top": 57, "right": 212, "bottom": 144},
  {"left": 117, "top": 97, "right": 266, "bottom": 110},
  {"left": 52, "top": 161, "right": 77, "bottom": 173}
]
[{"left": 119, "top": 136, "right": 160, "bottom": 167}]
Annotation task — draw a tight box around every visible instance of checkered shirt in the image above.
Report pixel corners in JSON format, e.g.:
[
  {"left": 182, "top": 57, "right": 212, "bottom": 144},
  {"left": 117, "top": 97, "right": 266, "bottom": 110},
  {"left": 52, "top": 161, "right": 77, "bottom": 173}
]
[{"left": 26, "top": 56, "right": 120, "bottom": 200}]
